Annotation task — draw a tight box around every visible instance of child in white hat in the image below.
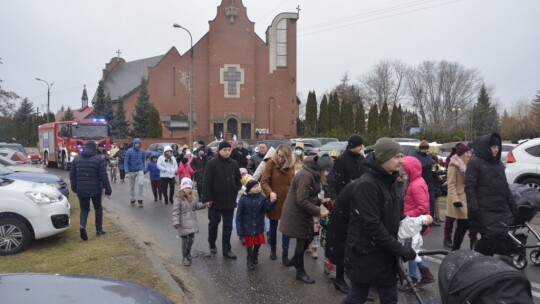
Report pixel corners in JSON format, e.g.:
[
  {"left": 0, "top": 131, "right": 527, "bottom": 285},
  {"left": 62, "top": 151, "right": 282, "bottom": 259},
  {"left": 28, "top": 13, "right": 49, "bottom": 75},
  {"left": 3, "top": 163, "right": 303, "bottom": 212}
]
[{"left": 172, "top": 177, "right": 207, "bottom": 266}]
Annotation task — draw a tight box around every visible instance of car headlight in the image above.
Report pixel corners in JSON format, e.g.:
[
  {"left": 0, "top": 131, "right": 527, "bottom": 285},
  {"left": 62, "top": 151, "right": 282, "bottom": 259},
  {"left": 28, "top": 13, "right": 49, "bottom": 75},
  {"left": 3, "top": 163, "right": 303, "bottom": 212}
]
[
  {"left": 44, "top": 182, "right": 62, "bottom": 189},
  {"left": 70, "top": 151, "right": 78, "bottom": 157},
  {"left": 26, "top": 191, "right": 63, "bottom": 205}
]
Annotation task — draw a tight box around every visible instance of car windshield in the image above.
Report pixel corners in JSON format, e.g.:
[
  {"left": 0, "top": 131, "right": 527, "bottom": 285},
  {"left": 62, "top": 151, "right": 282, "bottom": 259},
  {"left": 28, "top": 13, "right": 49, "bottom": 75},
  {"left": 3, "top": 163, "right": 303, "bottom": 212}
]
[
  {"left": 0, "top": 155, "right": 18, "bottom": 165},
  {"left": 0, "top": 164, "right": 15, "bottom": 175},
  {"left": 321, "top": 142, "right": 344, "bottom": 151},
  {"left": 71, "top": 125, "right": 108, "bottom": 139},
  {"left": 25, "top": 147, "right": 39, "bottom": 153}
]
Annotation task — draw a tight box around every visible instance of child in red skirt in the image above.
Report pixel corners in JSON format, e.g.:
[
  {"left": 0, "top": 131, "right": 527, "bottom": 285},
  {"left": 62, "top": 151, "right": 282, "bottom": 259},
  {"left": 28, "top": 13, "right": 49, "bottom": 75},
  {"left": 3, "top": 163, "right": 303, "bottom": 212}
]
[{"left": 235, "top": 180, "right": 277, "bottom": 270}]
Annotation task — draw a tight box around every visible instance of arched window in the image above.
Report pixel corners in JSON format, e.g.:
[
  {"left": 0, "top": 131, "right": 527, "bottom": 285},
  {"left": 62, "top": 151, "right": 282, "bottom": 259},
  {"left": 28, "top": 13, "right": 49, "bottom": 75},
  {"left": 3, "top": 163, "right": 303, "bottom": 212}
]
[{"left": 276, "top": 19, "right": 287, "bottom": 67}]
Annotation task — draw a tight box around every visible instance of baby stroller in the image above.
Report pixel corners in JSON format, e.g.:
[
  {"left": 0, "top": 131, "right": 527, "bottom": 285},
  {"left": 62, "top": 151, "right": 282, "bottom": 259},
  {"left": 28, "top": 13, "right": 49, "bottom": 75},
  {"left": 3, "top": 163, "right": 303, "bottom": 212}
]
[
  {"left": 437, "top": 250, "right": 533, "bottom": 304},
  {"left": 505, "top": 183, "right": 540, "bottom": 269}
]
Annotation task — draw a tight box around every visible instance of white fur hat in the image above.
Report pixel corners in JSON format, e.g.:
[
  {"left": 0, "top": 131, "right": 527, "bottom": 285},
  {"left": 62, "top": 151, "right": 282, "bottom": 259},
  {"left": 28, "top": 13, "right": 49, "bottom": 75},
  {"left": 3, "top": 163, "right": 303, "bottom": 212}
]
[{"left": 180, "top": 177, "right": 193, "bottom": 190}]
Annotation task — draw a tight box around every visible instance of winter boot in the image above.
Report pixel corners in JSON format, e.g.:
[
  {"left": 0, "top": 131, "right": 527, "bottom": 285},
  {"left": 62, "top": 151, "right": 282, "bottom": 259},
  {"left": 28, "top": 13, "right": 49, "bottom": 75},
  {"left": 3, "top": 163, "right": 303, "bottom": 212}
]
[
  {"left": 282, "top": 253, "right": 290, "bottom": 266},
  {"left": 246, "top": 247, "right": 255, "bottom": 270},
  {"left": 443, "top": 216, "right": 455, "bottom": 248},
  {"left": 417, "top": 267, "right": 436, "bottom": 287},
  {"left": 137, "top": 200, "right": 143, "bottom": 207},
  {"left": 182, "top": 257, "right": 191, "bottom": 266},
  {"left": 251, "top": 245, "right": 260, "bottom": 265},
  {"left": 296, "top": 269, "right": 315, "bottom": 284},
  {"left": 270, "top": 247, "right": 277, "bottom": 260}
]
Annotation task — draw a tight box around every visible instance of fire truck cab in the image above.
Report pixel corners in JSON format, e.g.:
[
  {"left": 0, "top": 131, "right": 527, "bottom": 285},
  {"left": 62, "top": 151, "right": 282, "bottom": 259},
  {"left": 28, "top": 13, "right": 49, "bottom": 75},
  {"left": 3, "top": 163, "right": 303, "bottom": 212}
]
[{"left": 38, "top": 119, "right": 111, "bottom": 171}]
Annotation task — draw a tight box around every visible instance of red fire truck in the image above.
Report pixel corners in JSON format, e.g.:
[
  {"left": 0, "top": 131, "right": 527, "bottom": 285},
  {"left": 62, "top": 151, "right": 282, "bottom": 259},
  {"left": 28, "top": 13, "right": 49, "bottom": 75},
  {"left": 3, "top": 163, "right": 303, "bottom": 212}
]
[{"left": 38, "top": 119, "right": 111, "bottom": 170}]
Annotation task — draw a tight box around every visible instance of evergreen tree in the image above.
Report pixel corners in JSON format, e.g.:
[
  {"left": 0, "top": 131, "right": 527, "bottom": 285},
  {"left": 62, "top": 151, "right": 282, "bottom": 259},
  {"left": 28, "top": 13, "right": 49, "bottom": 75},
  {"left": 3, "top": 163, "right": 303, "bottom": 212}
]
[
  {"left": 132, "top": 77, "right": 152, "bottom": 138},
  {"left": 103, "top": 93, "right": 114, "bottom": 123},
  {"left": 93, "top": 80, "right": 107, "bottom": 119},
  {"left": 147, "top": 104, "right": 162, "bottom": 138},
  {"left": 341, "top": 100, "right": 354, "bottom": 136},
  {"left": 112, "top": 99, "right": 129, "bottom": 138},
  {"left": 304, "top": 91, "right": 318, "bottom": 136},
  {"left": 379, "top": 100, "right": 390, "bottom": 136},
  {"left": 366, "top": 103, "right": 379, "bottom": 144},
  {"left": 471, "top": 84, "right": 499, "bottom": 137},
  {"left": 354, "top": 98, "right": 365, "bottom": 135},
  {"left": 62, "top": 106, "right": 74, "bottom": 121},
  {"left": 318, "top": 95, "right": 329, "bottom": 134},
  {"left": 14, "top": 98, "right": 35, "bottom": 146},
  {"left": 59, "top": 105, "right": 65, "bottom": 112},
  {"left": 390, "top": 102, "right": 402, "bottom": 136},
  {"left": 328, "top": 92, "right": 340, "bottom": 131},
  {"left": 530, "top": 92, "right": 540, "bottom": 138}
]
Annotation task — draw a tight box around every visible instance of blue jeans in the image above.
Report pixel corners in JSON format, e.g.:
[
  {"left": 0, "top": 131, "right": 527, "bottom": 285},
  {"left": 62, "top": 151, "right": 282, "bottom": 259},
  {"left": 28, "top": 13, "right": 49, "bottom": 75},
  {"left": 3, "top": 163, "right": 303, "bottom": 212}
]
[
  {"left": 208, "top": 208, "right": 234, "bottom": 253},
  {"left": 79, "top": 195, "right": 103, "bottom": 230},
  {"left": 341, "top": 281, "right": 397, "bottom": 304},
  {"left": 268, "top": 219, "right": 290, "bottom": 255},
  {"left": 404, "top": 238, "right": 427, "bottom": 280}
]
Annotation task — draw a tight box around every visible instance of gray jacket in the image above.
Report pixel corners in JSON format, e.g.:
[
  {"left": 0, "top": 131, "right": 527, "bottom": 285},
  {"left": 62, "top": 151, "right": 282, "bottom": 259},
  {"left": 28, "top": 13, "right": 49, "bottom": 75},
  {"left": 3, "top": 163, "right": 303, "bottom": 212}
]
[{"left": 172, "top": 196, "right": 205, "bottom": 236}]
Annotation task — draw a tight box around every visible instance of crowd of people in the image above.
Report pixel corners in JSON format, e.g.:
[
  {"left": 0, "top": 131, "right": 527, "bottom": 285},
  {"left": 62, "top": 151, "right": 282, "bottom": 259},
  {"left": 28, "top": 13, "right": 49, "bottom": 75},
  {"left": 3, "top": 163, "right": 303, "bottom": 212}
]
[{"left": 69, "top": 132, "right": 521, "bottom": 304}]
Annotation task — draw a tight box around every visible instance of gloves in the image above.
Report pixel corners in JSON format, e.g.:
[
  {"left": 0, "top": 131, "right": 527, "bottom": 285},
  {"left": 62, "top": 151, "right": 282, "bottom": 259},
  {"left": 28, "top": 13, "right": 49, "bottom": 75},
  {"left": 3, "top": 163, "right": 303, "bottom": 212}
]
[
  {"left": 399, "top": 246, "right": 417, "bottom": 262},
  {"left": 453, "top": 201, "right": 463, "bottom": 208}
]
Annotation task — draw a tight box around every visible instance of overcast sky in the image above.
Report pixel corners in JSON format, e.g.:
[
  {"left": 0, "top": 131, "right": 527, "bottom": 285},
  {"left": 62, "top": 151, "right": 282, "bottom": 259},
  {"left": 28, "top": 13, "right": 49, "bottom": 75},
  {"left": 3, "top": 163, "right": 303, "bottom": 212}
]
[{"left": 1, "top": 0, "right": 539, "bottom": 114}]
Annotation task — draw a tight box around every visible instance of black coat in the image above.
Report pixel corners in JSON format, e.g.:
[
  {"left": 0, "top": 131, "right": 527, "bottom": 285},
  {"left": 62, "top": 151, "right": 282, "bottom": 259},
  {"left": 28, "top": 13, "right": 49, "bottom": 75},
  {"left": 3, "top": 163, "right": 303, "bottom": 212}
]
[
  {"left": 231, "top": 147, "right": 249, "bottom": 169},
  {"left": 325, "top": 179, "right": 360, "bottom": 266},
  {"left": 190, "top": 155, "right": 207, "bottom": 183},
  {"left": 235, "top": 193, "right": 275, "bottom": 236},
  {"left": 332, "top": 150, "right": 366, "bottom": 195},
  {"left": 466, "top": 132, "right": 517, "bottom": 237},
  {"left": 202, "top": 155, "right": 241, "bottom": 210},
  {"left": 344, "top": 153, "right": 403, "bottom": 286},
  {"left": 70, "top": 147, "right": 112, "bottom": 198}
]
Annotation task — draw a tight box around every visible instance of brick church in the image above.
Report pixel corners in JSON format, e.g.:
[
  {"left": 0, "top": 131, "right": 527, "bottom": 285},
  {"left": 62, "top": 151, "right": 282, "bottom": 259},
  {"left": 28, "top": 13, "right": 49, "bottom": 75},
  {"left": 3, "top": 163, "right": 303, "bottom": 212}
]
[{"left": 92, "top": 0, "right": 299, "bottom": 141}]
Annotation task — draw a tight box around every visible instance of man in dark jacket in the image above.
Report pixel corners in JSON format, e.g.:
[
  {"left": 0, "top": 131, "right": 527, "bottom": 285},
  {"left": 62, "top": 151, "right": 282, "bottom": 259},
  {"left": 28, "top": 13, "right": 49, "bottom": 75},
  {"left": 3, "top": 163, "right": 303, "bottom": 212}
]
[
  {"left": 230, "top": 141, "right": 249, "bottom": 169},
  {"left": 203, "top": 141, "right": 242, "bottom": 259},
  {"left": 343, "top": 138, "right": 416, "bottom": 304},
  {"left": 412, "top": 140, "right": 438, "bottom": 225},
  {"left": 466, "top": 132, "right": 518, "bottom": 256},
  {"left": 70, "top": 141, "right": 112, "bottom": 241},
  {"left": 247, "top": 141, "right": 268, "bottom": 174},
  {"left": 333, "top": 134, "right": 366, "bottom": 195}
]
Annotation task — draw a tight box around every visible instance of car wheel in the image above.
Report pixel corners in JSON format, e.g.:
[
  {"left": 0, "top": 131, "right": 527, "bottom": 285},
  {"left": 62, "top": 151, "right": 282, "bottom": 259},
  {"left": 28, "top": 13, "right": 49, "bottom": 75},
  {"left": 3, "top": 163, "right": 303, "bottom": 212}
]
[
  {"left": 44, "top": 152, "right": 51, "bottom": 168},
  {"left": 521, "top": 178, "right": 540, "bottom": 191},
  {"left": 0, "top": 217, "right": 31, "bottom": 256}
]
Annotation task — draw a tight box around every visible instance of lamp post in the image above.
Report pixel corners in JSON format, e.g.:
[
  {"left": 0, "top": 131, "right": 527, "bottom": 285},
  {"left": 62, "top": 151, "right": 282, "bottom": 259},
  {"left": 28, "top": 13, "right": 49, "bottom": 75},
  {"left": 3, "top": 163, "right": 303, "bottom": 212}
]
[
  {"left": 36, "top": 78, "right": 54, "bottom": 123},
  {"left": 451, "top": 107, "right": 461, "bottom": 129},
  {"left": 173, "top": 23, "right": 194, "bottom": 146}
]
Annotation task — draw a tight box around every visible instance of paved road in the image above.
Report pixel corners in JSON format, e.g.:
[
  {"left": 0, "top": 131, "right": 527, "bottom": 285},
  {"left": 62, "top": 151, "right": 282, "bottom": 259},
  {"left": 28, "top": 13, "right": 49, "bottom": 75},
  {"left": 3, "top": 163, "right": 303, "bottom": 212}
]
[{"left": 51, "top": 167, "right": 540, "bottom": 304}]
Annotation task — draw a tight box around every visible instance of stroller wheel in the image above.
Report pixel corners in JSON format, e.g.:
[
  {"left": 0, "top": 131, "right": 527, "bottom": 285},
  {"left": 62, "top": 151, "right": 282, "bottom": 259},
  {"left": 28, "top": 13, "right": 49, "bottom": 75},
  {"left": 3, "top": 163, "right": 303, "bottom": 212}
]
[
  {"left": 529, "top": 250, "right": 540, "bottom": 265},
  {"left": 511, "top": 253, "right": 528, "bottom": 269}
]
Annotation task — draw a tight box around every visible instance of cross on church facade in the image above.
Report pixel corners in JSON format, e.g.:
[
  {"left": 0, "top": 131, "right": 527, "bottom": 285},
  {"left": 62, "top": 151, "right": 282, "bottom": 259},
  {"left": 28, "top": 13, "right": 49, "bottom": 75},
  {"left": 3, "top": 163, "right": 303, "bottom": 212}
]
[{"left": 220, "top": 64, "right": 244, "bottom": 98}]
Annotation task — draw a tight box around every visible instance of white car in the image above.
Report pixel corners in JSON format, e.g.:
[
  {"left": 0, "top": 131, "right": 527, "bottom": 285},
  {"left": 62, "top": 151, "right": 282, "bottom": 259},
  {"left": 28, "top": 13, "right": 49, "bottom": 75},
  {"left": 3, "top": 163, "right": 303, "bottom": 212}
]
[
  {"left": 505, "top": 138, "right": 540, "bottom": 190},
  {"left": 0, "top": 177, "right": 71, "bottom": 255}
]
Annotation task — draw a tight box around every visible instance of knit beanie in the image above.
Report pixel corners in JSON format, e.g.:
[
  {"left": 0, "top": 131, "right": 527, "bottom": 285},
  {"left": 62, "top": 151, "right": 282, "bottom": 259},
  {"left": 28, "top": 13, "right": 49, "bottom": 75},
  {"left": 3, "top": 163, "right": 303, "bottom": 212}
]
[
  {"left": 180, "top": 177, "right": 193, "bottom": 190},
  {"left": 374, "top": 137, "right": 402, "bottom": 163},
  {"left": 85, "top": 141, "right": 97, "bottom": 150},
  {"left": 198, "top": 140, "right": 205, "bottom": 145},
  {"left": 347, "top": 134, "right": 364, "bottom": 149},
  {"left": 218, "top": 141, "right": 231, "bottom": 151},
  {"left": 456, "top": 144, "right": 471, "bottom": 156},
  {"left": 316, "top": 154, "right": 334, "bottom": 171},
  {"left": 489, "top": 135, "right": 501, "bottom": 147},
  {"left": 245, "top": 180, "right": 259, "bottom": 193},
  {"left": 419, "top": 140, "right": 430, "bottom": 149}
]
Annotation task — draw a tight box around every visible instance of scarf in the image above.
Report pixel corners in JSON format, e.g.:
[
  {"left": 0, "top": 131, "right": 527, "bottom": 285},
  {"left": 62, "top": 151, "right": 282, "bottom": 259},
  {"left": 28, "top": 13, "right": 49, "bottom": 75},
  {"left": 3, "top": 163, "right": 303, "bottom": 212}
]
[{"left": 449, "top": 154, "right": 466, "bottom": 176}]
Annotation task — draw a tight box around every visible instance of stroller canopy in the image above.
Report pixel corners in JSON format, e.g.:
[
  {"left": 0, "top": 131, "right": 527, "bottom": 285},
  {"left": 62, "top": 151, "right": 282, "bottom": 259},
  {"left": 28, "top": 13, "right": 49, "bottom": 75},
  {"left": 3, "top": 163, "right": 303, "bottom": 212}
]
[
  {"left": 510, "top": 183, "right": 540, "bottom": 224},
  {"left": 439, "top": 250, "right": 532, "bottom": 304}
]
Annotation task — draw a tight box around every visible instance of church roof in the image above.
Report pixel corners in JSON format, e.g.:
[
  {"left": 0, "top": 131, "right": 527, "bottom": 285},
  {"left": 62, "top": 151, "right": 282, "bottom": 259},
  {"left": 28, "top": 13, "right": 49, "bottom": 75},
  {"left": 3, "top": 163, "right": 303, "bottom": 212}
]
[
  {"left": 91, "top": 55, "right": 164, "bottom": 104},
  {"left": 55, "top": 106, "right": 95, "bottom": 122}
]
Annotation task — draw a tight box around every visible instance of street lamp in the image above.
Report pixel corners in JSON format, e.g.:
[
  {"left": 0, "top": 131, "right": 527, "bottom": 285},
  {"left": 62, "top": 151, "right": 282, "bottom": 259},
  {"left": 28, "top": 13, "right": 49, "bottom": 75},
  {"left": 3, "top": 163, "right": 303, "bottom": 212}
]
[
  {"left": 173, "top": 23, "right": 194, "bottom": 146},
  {"left": 36, "top": 78, "right": 54, "bottom": 123},
  {"left": 451, "top": 107, "right": 462, "bottom": 128}
]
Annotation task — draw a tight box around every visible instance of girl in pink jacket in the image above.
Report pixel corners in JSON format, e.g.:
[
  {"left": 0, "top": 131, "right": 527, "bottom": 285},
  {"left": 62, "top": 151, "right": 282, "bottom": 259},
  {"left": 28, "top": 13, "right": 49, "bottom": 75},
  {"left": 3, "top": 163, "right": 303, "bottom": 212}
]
[
  {"left": 399, "top": 156, "right": 435, "bottom": 291},
  {"left": 178, "top": 157, "right": 195, "bottom": 180}
]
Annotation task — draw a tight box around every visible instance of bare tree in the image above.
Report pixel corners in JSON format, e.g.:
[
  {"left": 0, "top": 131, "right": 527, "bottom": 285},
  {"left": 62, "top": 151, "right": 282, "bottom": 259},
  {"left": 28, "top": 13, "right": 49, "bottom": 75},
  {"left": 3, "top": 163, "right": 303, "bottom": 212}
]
[
  {"left": 406, "top": 60, "right": 482, "bottom": 131},
  {"left": 358, "top": 59, "right": 408, "bottom": 110}
]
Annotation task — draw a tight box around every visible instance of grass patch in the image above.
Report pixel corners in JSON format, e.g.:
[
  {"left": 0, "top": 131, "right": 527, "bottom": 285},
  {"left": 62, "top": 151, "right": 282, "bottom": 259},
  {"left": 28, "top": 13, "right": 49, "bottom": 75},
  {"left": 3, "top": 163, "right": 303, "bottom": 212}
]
[{"left": 0, "top": 196, "right": 182, "bottom": 303}]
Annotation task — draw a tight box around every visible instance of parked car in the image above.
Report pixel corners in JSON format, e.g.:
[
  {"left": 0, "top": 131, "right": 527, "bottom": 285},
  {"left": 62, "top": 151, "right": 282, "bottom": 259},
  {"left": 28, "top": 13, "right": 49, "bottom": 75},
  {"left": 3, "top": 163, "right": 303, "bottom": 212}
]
[
  {"left": 316, "top": 137, "right": 339, "bottom": 146},
  {"left": 290, "top": 138, "right": 322, "bottom": 154},
  {"left": 0, "top": 142, "right": 28, "bottom": 158},
  {"left": 0, "top": 148, "right": 29, "bottom": 164},
  {"left": 393, "top": 138, "right": 421, "bottom": 143},
  {"left": 145, "top": 142, "right": 179, "bottom": 160},
  {"left": 318, "top": 141, "right": 347, "bottom": 156},
  {"left": 0, "top": 273, "right": 173, "bottom": 303},
  {"left": 249, "top": 139, "right": 289, "bottom": 154},
  {"left": 501, "top": 142, "right": 517, "bottom": 163},
  {"left": 0, "top": 177, "right": 70, "bottom": 255},
  {"left": 505, "top": 138, "right": 540, "bottom": 190},
  {"left": 25, "top": 147, "right": 42, "bottom": 164},
  {"left": 0, "top": 164, "right": 69, "bottom": 197},
  {"left": 0, "top": 155, "right": 47, "bottom": 173},
  {"left": 398, "top": 141, "right": 420, "bottom": 156}
]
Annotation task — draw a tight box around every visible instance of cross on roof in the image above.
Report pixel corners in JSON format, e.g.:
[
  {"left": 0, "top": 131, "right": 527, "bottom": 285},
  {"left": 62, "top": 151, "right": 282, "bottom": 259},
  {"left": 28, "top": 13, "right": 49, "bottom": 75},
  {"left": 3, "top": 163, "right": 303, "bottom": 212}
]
[{"left": 116, "top": 49, "right": 122, "bottom": 61}]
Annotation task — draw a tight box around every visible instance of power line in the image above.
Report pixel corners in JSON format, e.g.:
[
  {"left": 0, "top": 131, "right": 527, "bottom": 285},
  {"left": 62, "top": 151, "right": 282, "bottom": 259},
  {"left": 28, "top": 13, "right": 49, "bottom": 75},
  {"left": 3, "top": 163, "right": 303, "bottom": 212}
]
[{"left": 299, "top": 0, "right": 461, "bottom": 37}]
